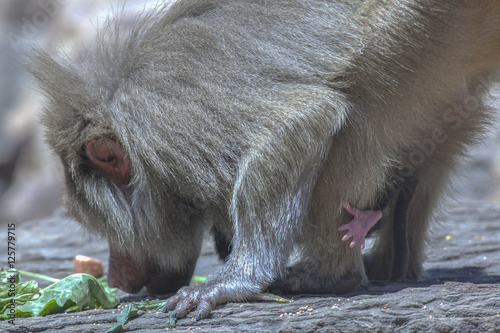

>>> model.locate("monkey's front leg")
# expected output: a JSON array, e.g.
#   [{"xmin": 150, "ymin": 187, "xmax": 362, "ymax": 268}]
[
  {"xmin": 165, "ymin": 97, "xmax": 345, "ymax": 319},
  {"xmin": 164, "ymin": 259, "xmax": 268, "ymax": 320},
  {"xmin": 164, "ymin": 217, "xmax": 292, "ymax": 320},
  {"xmin": 165, "ymin": 153, "xmax": 308, "ymax": 319},
  {"xmin": 338, "ymin": 202, "xmax": 382, "ymax": 250},
  {"xmin": 164, "ymin": 131, "xmax": 334, "ymax": 319}
]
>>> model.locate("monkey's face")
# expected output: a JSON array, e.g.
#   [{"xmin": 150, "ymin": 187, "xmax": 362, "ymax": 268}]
[
  {"xmin": 106, "ymin": 241, "xmax": 201, "ymax": 295},
  {"xmin": 59, "ymin": 136, "xmax": 204, "ymax": 294}
]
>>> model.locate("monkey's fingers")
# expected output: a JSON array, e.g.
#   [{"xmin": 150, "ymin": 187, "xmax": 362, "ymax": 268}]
[
  {"xmin": 195, "ymin": 299, "xmax": 214, "ymax": 321},
  {"xmin": 164, "ymin": 293, "xmax": 182, "ymax": 312},
  {"xmin": 339, "ymin": 211, "xmax": 378, "ymax": 250},
  {"xmin": 350, "ymin": 235, "xmax": 366, "ymax": 250},
  {"xmin": 340, "ymin": 204, "xmax": 382, "ymax": 246},
  {"xmin": 338, "ymin": 223, "xmax": 351, "ymax": 231},
  {"xmin": 164, "ymin": 286, "xmax": 198, "ymax": 317},
  {"xmin": 164, "ymin": 285, "xmax": 218, "ymax": 320},
  {"xmin": 339, "ymin": 229, "xmax": 365, "ymax": 249},
  {"xmin": 342, "ymin": 202, "xmax": 360, "ymax": 215}
]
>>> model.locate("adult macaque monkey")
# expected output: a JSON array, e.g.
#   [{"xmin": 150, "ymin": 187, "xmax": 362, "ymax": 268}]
[{"xmin": 29, "ymin": 0, "xmax": 500, "ymax": 320}]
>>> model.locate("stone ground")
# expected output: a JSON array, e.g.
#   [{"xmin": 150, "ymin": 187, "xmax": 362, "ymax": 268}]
[
  {"xmin": 1, "ymin": 90, "xmax": 500, "ymax": 332},
  {"xmin": 1, "ymin": 201, "xmax": 500, "ymax": 333}
]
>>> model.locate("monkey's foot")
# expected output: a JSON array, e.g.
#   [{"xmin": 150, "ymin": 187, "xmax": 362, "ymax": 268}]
[
  {"xmin": 269, "ymin": 265, "xmax": 365, "ymax": 295},
  {"xmin": 165, "ymin": 285, "xmax": 212, "ymax": 320},
  {"xmin": 339, "ymin": 202, "xmax": 382, "ymax": 250},
  {"xmin": 164, "ymin": 276, "xmax": 262, "ymax": 320}
]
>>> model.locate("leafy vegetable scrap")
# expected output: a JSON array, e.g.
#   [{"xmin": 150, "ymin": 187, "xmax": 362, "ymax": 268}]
[
  {"xmin": 0, "ymin": 268, "xmax": 119, "ymax": 320},
  {"xmin": 106, "ymin": 300, "xmax": 177, "ymax": 332}
]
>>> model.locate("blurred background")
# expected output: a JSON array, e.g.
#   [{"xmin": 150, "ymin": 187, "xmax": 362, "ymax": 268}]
[{"xmin": 0, "ymin": 0, "xmax": 499, "ymax": 225}]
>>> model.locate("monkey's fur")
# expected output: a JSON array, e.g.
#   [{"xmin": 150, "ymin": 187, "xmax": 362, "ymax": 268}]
[{"xmin": 30, "ymin": 0, "xmax": 500, "ymax": 319}]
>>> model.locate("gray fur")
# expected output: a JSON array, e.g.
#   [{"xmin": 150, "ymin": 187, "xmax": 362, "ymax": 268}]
[{"xmin": 29, "ymin": 0, "xmax": 500, "ymax": 320}]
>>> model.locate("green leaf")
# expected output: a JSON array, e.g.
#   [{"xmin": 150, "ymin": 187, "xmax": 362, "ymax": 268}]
[
  {"xmin": 253, "ymin": 292, "xmax": 290, "ymax": 303},
  {"xmin": 97, "ymin": 276, "xmax": 119, "ymax": 294},
  {"xmin": 105, "ymin": 303, "xmax": 137, "ymax": 333},
  {"xmin": 1, "ymin": 269, "xmax": 41, "ymax": 320},
  {"xmin": 191, "ymin": 276, "xmax": 208, "ymax": 284},
  {"xmin": 106, "ymin": 300, "xmax": 177, "ymax": 331},
  {"xmin": 132, "ymin": 299, "xmax": 166, "ymax": 311},
  {"xmin": 168, "ymin": 311, "xmax": 177, "ymax": 328},
  {"xmin": 18, "ymin": 270, "xmax": 60, "ymax": 284},
  {"xmin": 1, "ymin": 270, "xmax": 119, "ymax": 320},
  {"xmin": 2, "ymin": 268, "xmax": 204, "ymax": 329}
]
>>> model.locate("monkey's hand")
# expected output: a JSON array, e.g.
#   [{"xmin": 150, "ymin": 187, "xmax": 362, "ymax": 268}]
[
  {"xmin": 164, "ymin": 269, "xmax": 263, "ymax": 320},
  {"xmin": 338, "ymin": 202, "xmax": 382, "ymax": 250}
]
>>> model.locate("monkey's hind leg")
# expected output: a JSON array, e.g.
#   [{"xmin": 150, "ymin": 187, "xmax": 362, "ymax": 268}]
[
  {"xmin": 269, "ymin": 139, "xmax": 382, "ymax": 295},
  {"xmin": 270, "ymin": 206, "xmax": 368, "ymax": 295}
]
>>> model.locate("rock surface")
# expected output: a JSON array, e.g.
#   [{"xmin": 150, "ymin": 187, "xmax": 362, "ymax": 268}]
[{"xmin": 1, "ymin": 201, "xmax": 499, "ymax": 332}]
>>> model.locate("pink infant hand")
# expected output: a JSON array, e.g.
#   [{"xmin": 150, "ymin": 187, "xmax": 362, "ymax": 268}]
[{"xmin": 338, "ymin": 202, "xmax": 382, "ymax": 250}]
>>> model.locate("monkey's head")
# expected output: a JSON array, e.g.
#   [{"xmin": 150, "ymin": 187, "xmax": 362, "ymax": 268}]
[{"xmin": 29, "ymin": 48, "xmax": 205, "ymax": 295}]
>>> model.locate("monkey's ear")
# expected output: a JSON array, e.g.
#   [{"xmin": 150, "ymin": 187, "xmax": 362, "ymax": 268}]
[{"xmin": 86, "ymin": 138, "xmax": 131, "ymax": 187}]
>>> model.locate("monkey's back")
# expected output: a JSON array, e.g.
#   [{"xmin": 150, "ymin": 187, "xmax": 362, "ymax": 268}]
[{"xmin": 74, "ymin": 0, "xmax": 362, "ymax": 195}]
